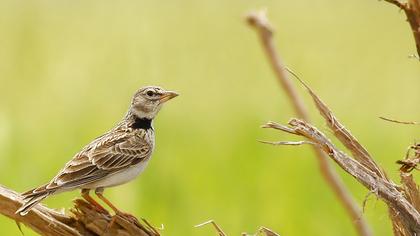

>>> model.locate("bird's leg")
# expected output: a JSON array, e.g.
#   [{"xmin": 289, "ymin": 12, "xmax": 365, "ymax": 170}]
[
  {"xmin": 94, "ymin": 187, "xmax": 121, "ymax": 213},
  {"xmin": 81, "ymin": 189, "xmax": 109, "ymax": 214},
  {"xmin": 95, "ymin": 188, "xmax": 140, "ymax": 225}
]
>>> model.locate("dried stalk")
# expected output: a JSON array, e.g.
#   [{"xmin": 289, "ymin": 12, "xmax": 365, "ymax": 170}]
[
  {"xmin": 0, "ymin": 185, "xmax": 159, "ymax": 236},
  {"xmin": 195, "ymin": 220, "xmax": 280, "ymax": 236},
  {"xmin": 292, "ymin": 74, "xmax": 386, "ymax": 179},
  {"xmin": 390, "ymin": 143, "xmax": 420, "ymax": 235},
  {"xmin": 263, "ymin": 119, "xmax": 420, "ymax": 234},
  {"xmin": 397, "ymin": 144, "xmax": 420, "ymax": 172},
  {"xmin": 380, "ymin": 117, "xmax": 419, "ymax": 125},
  {"xmin": 261, "ymin": 80, "xmax": 420, "ymax": 234},
  {"xmin": 195, "ymin": 220, "xmax": 227, "ymax": 236},
  {"xmin": 384, "ymin": 0, "xmax": 420, "ymax": 57},
  {"xmin": 245, "ymin": 9, "xmax": 372, "ymax": 236},
  {"xmin": 394, "ymin": 145, "xmax": 419, "ymax": 235},
  {"xmin": 242, "ymin": 227, "xmax": 280, "ymax": 236}
]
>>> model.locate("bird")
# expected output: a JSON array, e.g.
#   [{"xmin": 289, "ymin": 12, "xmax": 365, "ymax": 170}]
[{"xmin": 16, "ymin": 85, "xmax": 178, "ymax": 216}]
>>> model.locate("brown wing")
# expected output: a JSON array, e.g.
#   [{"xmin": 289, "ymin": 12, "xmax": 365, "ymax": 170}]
[{"xmin": 30, "ymin": 130, "xmax": 151, "ymax": 193}]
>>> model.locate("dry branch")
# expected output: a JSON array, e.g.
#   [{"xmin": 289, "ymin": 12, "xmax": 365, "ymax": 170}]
[
  {"xmin": 263, "ymin": 119, "xmax": 420, "ymax": 234},
  {"xmin": 246, "ymin": 9, "xmax": 372, "ymax": 236},
  {"xmin": 261, "ymin": 79, "xmax": 420, "ymax": 234},
  {"xmin": 292, "ymin": 75, "xmax": 386, "ymax": 179},
  {"xmin": 384, "ymin": 0, "xmax": 420, "ymax": 57},
  {"xmin": 0, "ymin": 185, "xmax": 159, "ymax": 236}
]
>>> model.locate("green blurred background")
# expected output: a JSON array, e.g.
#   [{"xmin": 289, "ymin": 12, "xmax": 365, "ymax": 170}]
[{"xmin": 0, "ymin": 0, "xmax": 419, "ymax": 235}]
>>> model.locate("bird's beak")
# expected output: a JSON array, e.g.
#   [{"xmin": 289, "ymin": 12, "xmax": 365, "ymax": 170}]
[{"xmin": 159, "ymin": 91, "xmax": 179, "ymax": 103}]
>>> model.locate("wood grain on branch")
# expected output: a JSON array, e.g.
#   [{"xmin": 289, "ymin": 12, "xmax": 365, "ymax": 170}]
[
  {"xmin": 0, "ymin": 185, "xmax": 159, "ymax": 236},
  {"xmin": 245, "ymin": 9, "xmax": 372, "ymax": 236}
]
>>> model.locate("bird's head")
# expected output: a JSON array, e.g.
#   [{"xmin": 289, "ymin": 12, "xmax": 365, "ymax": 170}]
[{"xmin": 130, "ymin": 86, "xmax": 178, "ymax": 119}]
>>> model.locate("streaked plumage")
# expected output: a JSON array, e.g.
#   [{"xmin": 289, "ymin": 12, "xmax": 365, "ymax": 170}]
[{"xmin": 16, "ymin": 86, "xmax": 178, "ymax": 216}]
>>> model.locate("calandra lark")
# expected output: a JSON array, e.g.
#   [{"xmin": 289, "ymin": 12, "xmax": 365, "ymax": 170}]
[{"xmin": 16, "ymin": 86, "xmax": 178, "ymax": 216}]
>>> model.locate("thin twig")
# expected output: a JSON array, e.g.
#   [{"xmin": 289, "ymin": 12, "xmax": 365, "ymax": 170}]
[
  {"xmin": 384, "ymin": 0, "xmax": 407, "ymax": 9},
  {"xmin": 246, "ymin": 10, "xmax": 307, "ymax": 119},
  {"xmin": 380, "ymin": 116, "xmax": 419, "ymax": 125},
  {"xmin": 195, "ymin": 220, "xmax": 227, "ymax": 236},
  {"xmin": 258, "ymin": 227, "xmax": 281, "ymax": 236},
  {"xmin": 383, "ymin": 0, "xmax": 420, "ymax": 57},
  {"xmin": 259, "ymin": 140, "xmax": 316, "ymax": 146},
  {"xmin": 242, "ymin": 226, "xmax": 281, "ymax": 236},
  {"xmin": 246, "ymin": 9, "xmax": 372, "ymax": 236}
]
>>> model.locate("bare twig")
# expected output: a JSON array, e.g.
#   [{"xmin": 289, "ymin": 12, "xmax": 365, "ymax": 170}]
[
  {"xmin": 245, "ymin": 9, "xmax": 307, "ymax": 119},
  {"xmin": 0, "ymin": 185, "xmax": 159, "ymax": 236},
  {"xmin": 246, "ymin": 9, "xmax": 372, "ymax": 236},
  {"xmin": 262, "ymin": 75, "xmax": 420, "ymax": 235},
  {"xmin": 380, "ymin": 117, "xmax": 419, "ymax": 125},
  {"xmin": 258, "ymin": 140, "xmax": 316, "ymax": 146},
  {"xmin": 264, "ymin": 119, "xmax": 420, "ymax": 234},
  {"xmin": 383, "ymin": 0, "xmax": 420, "ymax": 57},
  {"xmin": 242, "ymin": 226, "xmax": 281, "ymax": 236},
  {"xmin": 195, "ymin": 220, "xmax": 227, "ymax": 236},
  {"xmin": 257, "ymin": 227, "xmax": 280, "ymax": 236},
  {"xmin": 384, "ymin": 0, "xmax": 408, "ymax": 9},
  {"xmin": 195, "ymin": 220, "xmax": 281, "ymax": 236}
]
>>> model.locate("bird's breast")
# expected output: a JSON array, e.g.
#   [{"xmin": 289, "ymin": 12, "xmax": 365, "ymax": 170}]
[{"xmin": 83, "ymin": 160, "xmax": 150, "ymax": 189}]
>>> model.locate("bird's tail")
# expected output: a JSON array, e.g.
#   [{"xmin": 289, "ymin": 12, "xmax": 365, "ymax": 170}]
[{"xmin": 16, "ymin": 185, "xmax": 54, "ymax": 216}]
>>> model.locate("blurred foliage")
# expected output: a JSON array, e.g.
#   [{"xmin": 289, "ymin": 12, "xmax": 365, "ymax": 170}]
[{"xmin": 0, "ymin": 0, "xmax": 419, "ymax": 235}]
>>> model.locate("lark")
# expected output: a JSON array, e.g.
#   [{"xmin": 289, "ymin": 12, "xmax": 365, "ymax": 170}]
[{"xmin": 16, "ymin": 86, "xmax": 178, "ymax": 216}]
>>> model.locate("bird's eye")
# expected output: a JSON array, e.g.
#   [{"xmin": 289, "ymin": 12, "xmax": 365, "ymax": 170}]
[{"xmin": 146, "ymin": 91, "xmax": 154, "ymax": 97}]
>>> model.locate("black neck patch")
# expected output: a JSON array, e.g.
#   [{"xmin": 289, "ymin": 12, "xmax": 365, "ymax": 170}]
[{"xmin": 131, "ymin": 117, "xmax": 153, "ymax": 130}]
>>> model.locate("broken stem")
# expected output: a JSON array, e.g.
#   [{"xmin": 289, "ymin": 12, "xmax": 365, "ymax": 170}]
[{"xmin": 246, "ymin": 9, "xmax": 372, "ymax": 236}]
